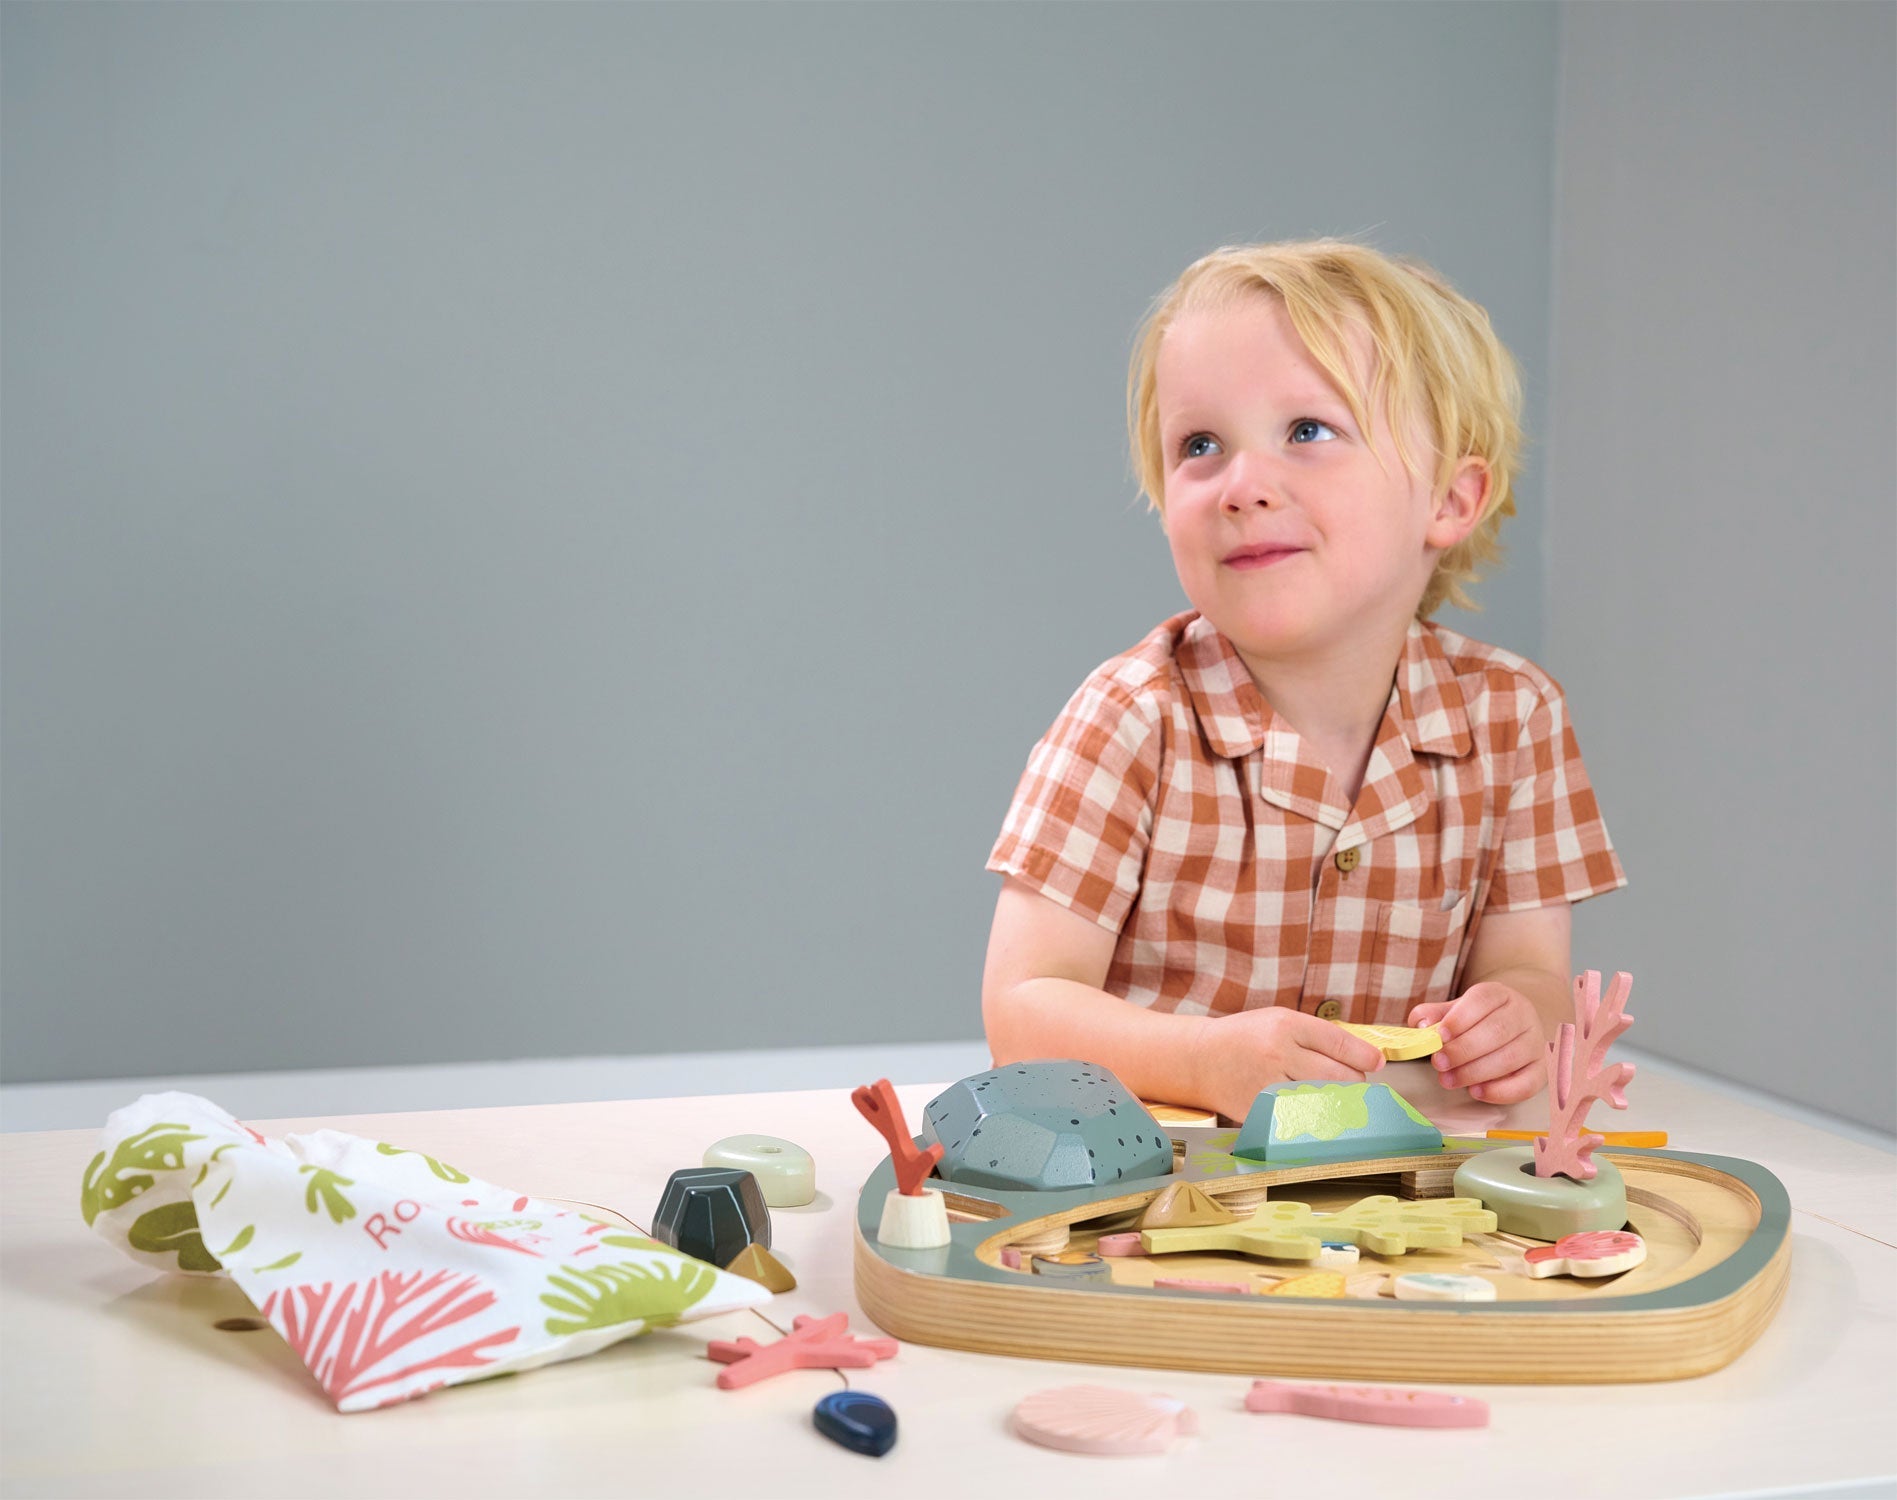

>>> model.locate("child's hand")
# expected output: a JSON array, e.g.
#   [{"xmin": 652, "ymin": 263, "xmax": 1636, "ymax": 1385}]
[
  {"xmin": 1192, "ymin": 1008, "xmax": 1385, "ymax": 1124},
  {"xmin": 1409, "ymin": 983, "xmax": 1545, "ymax": 1104}
]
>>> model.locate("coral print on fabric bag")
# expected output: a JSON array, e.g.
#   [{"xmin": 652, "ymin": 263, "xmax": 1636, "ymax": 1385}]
[{"xmin": 83, "ymin": 1093, "xmax": 772, "ymax": 1412}]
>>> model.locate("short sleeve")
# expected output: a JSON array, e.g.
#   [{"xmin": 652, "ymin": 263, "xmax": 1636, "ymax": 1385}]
[
  {"xmin": 986, "ymin": 673, "xmax": 1161, "ymax": 932},
  {"xmin": 1487, "ymin": 679, "xmax": 1628, "ymax": 911}
]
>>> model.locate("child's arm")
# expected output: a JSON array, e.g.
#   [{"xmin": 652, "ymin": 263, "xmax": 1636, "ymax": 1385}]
[
  {"xmin": 1407, "ymin": 903, "xmax": 1573, "ymax": 1104},
  {"xmin": 984, "ymin": 878, "xmax": 1384, "ymax": 1123}
]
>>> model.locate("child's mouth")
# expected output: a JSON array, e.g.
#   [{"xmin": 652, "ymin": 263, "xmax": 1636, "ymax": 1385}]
[{"xmin": 1223, "ymin": 546, "xmax": 1304, "ymax": 571}]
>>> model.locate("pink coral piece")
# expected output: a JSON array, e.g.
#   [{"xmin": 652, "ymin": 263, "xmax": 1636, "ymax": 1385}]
[
  {"xmin": 1095, "ymin": 1233, "xmax": 1145, "ymax": 1257},
  {"xmin": 705, "ymin": 1311, "xmax": 897, "ymax": 1390},
  {"xmin": 1534, "ymin": 970, "xmax": 1636, "ymax": 1181}
]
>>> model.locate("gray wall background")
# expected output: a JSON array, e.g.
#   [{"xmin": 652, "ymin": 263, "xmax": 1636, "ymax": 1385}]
[
  {"xmin": 1548, "ymin": 2, "xmax": 1895, "ymax": 1133},
  {"xmin": 3, "ymin": 4, "xmax": 1888, "ymax": 1130}
]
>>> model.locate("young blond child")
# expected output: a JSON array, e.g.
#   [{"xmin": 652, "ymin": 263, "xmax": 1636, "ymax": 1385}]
[{"xmin": 983, "ymin": 240, "xmax": 1625, "ymax": 1125}]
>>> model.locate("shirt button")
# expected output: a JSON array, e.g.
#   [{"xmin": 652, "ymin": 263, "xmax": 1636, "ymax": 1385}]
[
  {"xmin": 1334, "ymin": 847, "xmax": 1361, "ymax": 873},
  {"xmin": 1315, "ymin": 999, "xmax": 1344, "ymax": 1021}
]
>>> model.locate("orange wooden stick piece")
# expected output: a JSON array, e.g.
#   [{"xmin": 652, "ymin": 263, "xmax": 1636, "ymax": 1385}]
[
  {"xmin": 1486, "ymin": 1129, "xmax": 1667, "ymax": 1147},
  {"xmin": 850, "ymin": 1077, "xmax": 944, "ymax": 1196}
]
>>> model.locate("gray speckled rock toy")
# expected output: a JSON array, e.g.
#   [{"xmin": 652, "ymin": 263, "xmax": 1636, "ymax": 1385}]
[{"xmin": 920, "ymin": 1061, "xmax": 1174, "ymax": 1192}]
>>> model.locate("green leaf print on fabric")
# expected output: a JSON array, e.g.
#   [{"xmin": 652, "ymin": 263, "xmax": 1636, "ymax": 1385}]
[
  {"xmin": 128, "ymin": 1200, "xmax": 219, "ymax": 1272},
  {"xmin": 217, "ymin": 1225, "xmax": 256, "ymax": 1258},
  {"xmin": 298, "ymin": 1166, "xmax": 357, "ymax": 1224},
  {"xmin": 540, "ymin": 1258, "xmax": 716, "ymax": 1335},
  {"xmin": 256, "ymin": 1251, "xmax": 303, "ymax": 1272},
  {"xmin": 599, "ymin": 1232, "xmax": 666, "ymax": 1252},
  {"xmin": 374, "ymin": 1142, "xmax": 471, "ymax": 1184},
  {"xmin": 80, "ymin": 1124, "xmax": 205, "ymax": 1226}
]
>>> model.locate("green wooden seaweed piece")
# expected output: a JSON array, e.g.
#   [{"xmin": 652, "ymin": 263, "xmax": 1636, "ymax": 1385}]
[{"xmin": 1143, "ymin": 1194, "xmax": 1496, "ymax": 1260}]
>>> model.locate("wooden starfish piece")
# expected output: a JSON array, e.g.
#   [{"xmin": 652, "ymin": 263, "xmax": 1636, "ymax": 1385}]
[
  {"xmin": 1141, "ymin": 1195, "xmax": 1496, "ymax": 1260},
  {"xmin": 705, "ymin": 1312, "xmax": 899, "ymax": 1390}
]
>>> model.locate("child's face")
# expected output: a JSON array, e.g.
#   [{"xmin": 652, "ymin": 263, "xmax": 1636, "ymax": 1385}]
[{"xmin": 1155, "ymin": 293, "xmax": 1461, "ymax": 669}]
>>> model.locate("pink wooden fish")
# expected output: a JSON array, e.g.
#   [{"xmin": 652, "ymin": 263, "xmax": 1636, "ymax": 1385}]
[
  {"xmin": 1245, "ymin": 1379, "xmax": 1489, "ymax": 1428},
  {"xmin": 1524, "ymin": 1229, "xmax": 1646, "ymax": 1278}
]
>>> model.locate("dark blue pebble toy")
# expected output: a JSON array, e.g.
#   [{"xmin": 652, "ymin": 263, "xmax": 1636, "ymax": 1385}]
[{"xmin": 813, "ymin": 1390, "xmax": 897, "ymax": 1456}]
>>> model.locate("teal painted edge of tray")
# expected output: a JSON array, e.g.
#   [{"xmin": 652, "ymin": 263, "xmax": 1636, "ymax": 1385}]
[{"xmin": 856, "ymin": 1135, "xmax": 1790, "ymax": 1316}]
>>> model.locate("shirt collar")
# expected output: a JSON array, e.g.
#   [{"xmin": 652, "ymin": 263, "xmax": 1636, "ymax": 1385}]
[
  {"xmin": 1393, "ymin": 618, "xmax": 1474, "ymax": 757},
  {"xmin": 1178, "ymin": 614, "xmax": 1473, "ymax": 761}
]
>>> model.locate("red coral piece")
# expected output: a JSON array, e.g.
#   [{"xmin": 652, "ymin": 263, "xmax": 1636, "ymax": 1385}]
[
  {"xmin": 262, "ymin": 1270, "xmax": 518, "ymax": 1409},
  {"xmin": 706, "ymin": 1312, "xmax": 899, "ymax": 1389},
  {"xmin": 1534, "ymin": 970, "xmax": 1636, "ymax": 1181},
  {"xmin": 851, "ymin": 1078, "xmax": 943, "ymax": 1196}
]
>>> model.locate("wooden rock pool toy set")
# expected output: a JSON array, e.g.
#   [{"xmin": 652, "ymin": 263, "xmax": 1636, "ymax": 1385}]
[{"xmin": 852, "ymin": 971, "xmax": 1792, "ymax": 1384}]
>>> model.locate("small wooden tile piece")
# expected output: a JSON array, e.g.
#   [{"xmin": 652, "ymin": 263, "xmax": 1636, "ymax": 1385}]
[
  {"xmin": 1393, "ymin": 1273, "xmax": 1498, "ymax": 1302},
  {"xmin": 1031, "ymin": 1252, "xmax": 1112, "ymax": 1284},
  {"xmin": 1013, "ymin": 1386, "xmax": 1198, "ymax": 1454},
  {"xmin": 1334, "ymin": 1021, "xmax": 1445, "ymax": 1061},
  {"xmin": 1264, "ymin": 1271, "xmax": 1347, "ymax": 1298},
  {"xmin": 1137, "ymin": 1181, "xmax": 1240, "ymax": 1230},
  {"xmin": 1142, "ymin": 1100, "xmax": 1221, "ymax": 1128},
  {"xmin": 1246, "ymin": 1379, "xmax": 1489, "ymax": 1428}
]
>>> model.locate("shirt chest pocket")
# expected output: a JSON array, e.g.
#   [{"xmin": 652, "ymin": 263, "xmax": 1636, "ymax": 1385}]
[{"xmin": 1366, "ymin": 893, "xmax": 1474, "ymax": 1024}]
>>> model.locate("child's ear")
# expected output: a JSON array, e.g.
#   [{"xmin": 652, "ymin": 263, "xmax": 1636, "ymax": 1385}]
[{"xmin": 1425, "ymin": 458, "xmax": 1491, "ymax": 551}]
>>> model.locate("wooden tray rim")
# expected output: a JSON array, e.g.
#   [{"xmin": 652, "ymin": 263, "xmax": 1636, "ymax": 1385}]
[{"xmin": 854, "ymin": 1139, "xmax": 1790, "ymax": 1317}]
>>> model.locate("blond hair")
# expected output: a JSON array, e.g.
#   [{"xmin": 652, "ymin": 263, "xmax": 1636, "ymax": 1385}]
[{"xmin": 1127, "ymin": 239, "xmax": 1522, "ymax": 618}]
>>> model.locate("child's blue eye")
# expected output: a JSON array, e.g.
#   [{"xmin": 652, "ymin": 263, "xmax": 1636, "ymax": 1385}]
[
  {"xmin": 1181, "ymin": 433, "xmax": 1222, "ymax": 460},
  {"xmin": 1290, "ymin": 419, "xmax": 1338, "ymax": 444}
]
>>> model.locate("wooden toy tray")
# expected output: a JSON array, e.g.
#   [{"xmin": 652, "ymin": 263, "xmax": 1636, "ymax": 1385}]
[{"xmin": 853, "ymin": 1130, "xmax": 1790, "ymax": 1384}]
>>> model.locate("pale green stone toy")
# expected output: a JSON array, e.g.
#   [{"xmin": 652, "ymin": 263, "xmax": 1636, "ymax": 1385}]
[
  {"xmin": 702, "ymin": 1134, "xmax": 816, "ymax": 1208},
  {"xmin": 1453, "ymin": 1145, "xmax": 1629, "ymax": 1239}
]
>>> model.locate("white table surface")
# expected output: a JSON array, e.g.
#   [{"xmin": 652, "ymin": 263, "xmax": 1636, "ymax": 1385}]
[{"xmin": 3, "ymin": 1064, "xmax": 1894, "ymax": 1499}]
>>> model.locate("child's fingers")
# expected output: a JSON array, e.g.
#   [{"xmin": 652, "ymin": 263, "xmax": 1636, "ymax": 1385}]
[
  {"xmin": 1468, "ymin": 1062, "xmax": 1545, "ymax": 1105},
  {"xmin": 1287, "ymin": 1048, "xmax": 1372, "ymax": 1085},
  {"xmin": 1407, "ymin": 1001, "xmax": 1453, "ymax": 1029},
  {"xmin": 1300, "ymin": 1019, "xmax": 1385, "ymax": 1075},
  {"xmin": 1440, "ymin": 1037, "xmax": 1540, "ymax": 1091},
  {"xmin": 1436, "ymin": 1009, "xmax": 1526, "ymax": 1073},
  {"xmin": 1431, "ymin": 984, "xmax": 1511, "ymax": 1041}
]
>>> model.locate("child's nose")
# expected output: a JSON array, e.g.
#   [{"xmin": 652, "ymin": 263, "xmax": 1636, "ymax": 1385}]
[{"xmin": 1219, "ymin": 451, "xmax": 1283, "ymax": 511}]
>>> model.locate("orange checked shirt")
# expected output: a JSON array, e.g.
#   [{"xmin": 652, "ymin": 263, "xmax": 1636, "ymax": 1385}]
[{"xmin": 988, "ymin": 612, "xmax": 1626, "ymax": 1025}]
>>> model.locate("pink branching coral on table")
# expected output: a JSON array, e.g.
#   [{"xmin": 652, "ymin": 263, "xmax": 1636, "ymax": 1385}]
[{"xmin": 1534, "ymin": 970, "xmax": 1636, "ymax": 1181}]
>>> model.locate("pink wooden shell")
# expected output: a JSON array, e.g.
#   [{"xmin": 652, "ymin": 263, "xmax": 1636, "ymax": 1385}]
[{"xmin": 1012, "ymin": 1385, "xmax": 1199, "ymax": 1454}]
